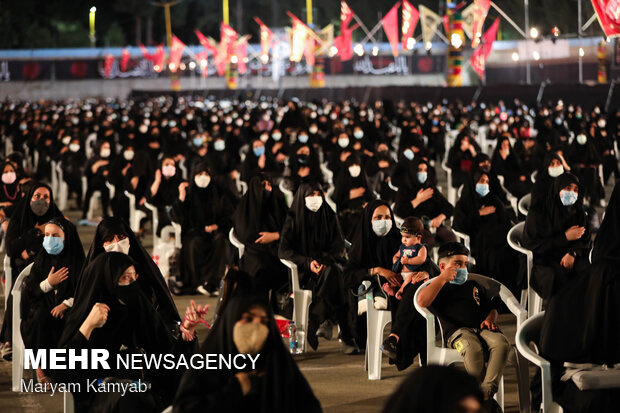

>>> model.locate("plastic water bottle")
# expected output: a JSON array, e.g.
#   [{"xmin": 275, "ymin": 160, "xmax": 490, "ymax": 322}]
[{"xmin": 288, "ymin": 321, "xmax": 300, "ymax": 354}]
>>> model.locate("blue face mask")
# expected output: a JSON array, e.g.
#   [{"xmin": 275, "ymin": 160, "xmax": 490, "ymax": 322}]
[
  {"xmin": 417, "ymin": 172, "xmax": 428, "ymax": 183},
  {"xmin": 475, "ymin": 183, "xmax": 490, "ymax": 197},
  {"xmin": 560, "ymin": 190, "xmax": 578, "ymax": 206},
  {"xmin": 192, "ymin": 137, "xmax": 203, "ymax": 147},
  {"xmin": 253, "ymin": 146, "xmax": 265, "ymax": 157},
  {"xmin": 403, "ymin": 149, "xmax": 414, "ymax": 161},
  {"xmin": 450, "ymin": 268, "xmax": 468, "ymax": 285},
  {"xmin": 43, "ymin": 236, "xmax": 64, "ymax": 255}
]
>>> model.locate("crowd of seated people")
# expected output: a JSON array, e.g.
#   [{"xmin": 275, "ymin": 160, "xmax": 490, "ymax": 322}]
[{"xmin": 0, "ymin": 96, "xmax": 618, "ymax": 412}]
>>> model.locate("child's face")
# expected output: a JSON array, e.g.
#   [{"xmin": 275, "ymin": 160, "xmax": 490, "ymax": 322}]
[{"xmin": 401, "ymin": 233, "xmax": 421, "ymax": 247}]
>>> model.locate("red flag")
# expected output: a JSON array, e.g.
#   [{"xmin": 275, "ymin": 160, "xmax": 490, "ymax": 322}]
[
  {"xmin": 139, "ymin": 44, "xmax": 165, "ymax": 72},
  {"xmin": 216, "ymin": 23, "xmax": 238, "ymax": 76},
  {"xmin": 470, "ymin": 18, "xmax": 499, "ymax": 79},
  {"xmin": 288, "ymin": 12, "xmax": 312, "ymax": 62},
  {"xmin": 592, "ymin": 0, "xmax": 620, "ymax": 38},
  {"xmin": 195, "ymin": 29, "xmax": 218, "ymax": 54},
  {"xmin": 471, "ymin": 0, "xmax": 491, "ymax": 48},
  {"xmin": 382, "ymin": 2, "xmax": 401, "ymax": 58},
  {"xmin": 153, "ymin": 45, "xmax": 165, "ymax": 72},
  {"xmin": 169, "ymin": 35, "xmax": 186, "ymax": 72},
  {"xmin": 220, "ymin": 23, "xmax": 238, "ymax": 58},
  {"xmin": 254, "ymin": 17, "xmax": 274, "ymax": 60},
  {"xmin": 341, "ymin": 1, "xmax": 355, "ymax": 29},
  {"xmin": 335, "ymin": 25, "xmax": 356, "ymax": 61},
  {"xmin": 402, "ymin": 1, "xmax": 419, "ymax": 50},
  {"xmin": 104, "ymin": 53, "xmax": 114, "ymax": 78},
  {"xmin": 120, "ymin": 48, "xmax": 130, "ymax": 72},
  {"xmin": 235, "ymin": 37, "xmax": 249, "ymax": 74},
  {"xmin": 442, "ymin": 14, "xmax": 450, "ymax": 36}
]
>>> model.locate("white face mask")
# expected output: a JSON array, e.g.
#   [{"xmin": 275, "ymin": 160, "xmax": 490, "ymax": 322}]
[
  {"xmin": 62, "ymin": 136, "xmax": 71, "ymax": 145},
  {"xmin": 353, "ymin": 130, "xmax": 364, "ymax": 139},
  {"xmin": 576, "ymin": 134, "xmax": 587, "ymax": 145},
  {"xmin": 69, "ymin": 143, "xmax": 80, "ymax": 153},
  {"xmin": 139, "ymin": 124, "xmax": 148, "ymax": 134},
  {"xmin": 260, "ymin": 134, "xmax": 269, "ymax": 143},
  {"xmin": 194, "ymin": 175, "xmax": 211, "ymax": 188},
  {"xmin": 338, "ymin": 138, "xmax": 349, "ymax": 148},
  {"xmin": 548, "ymin": 165, "xmax": 564, "ymax": 178},
  {"xmin": 309, "ymin": 126, "xmax": 318, "ymax": 134},
  {"xmin": 272, "ymin": 132, "xmax": 282, "ymax": 141},
  {"xmin": 330, "ymin": 113, "xmax": 338, "ymax": 120},
  {"xmin": 304, "ymin": 195, "xmax": 323, "ymax": 212},
  {"xmin": 214, "ymin": 140, "xmax": 226, "ymax": 151},
  {"xmin": 100, "ymin": 148, "xmax": 111, "ymax": 158},
  {"xmin": 348, "ymin": 165, "xmax": 361, "ymax": 178},
  {"xmin": 124, "ymin": 150, "xmax": 135, "ymax": 161},
  {"xmin": 235, "ymin": 118, "xmax": 244, "ymax": 126},
  {"xmin": 104, "ymin": 238, "xmax": 131, "ymax": 255},
  {"xmin": 233, "ymin": 322, "xmax": 269, "ymax": 355},
  {"xmin": 598, "ymin": 119, "xmax": 606, "ymax": 128},
  {"xmin": 371, "ymin": 219, "xmax": 392, "ymax": 237}
]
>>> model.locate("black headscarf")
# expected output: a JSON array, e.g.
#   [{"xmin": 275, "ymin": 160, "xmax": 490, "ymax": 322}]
[
  {"xmin": 383, "ymin": 365, "xmax": 483, "ymax": 413},
  {"xmin": 25, "ymin": 217, "xmax": 85, "ymax": 304},
  {"xmin": 173, "ymin": 161, "xmax": 234, "ymax": 232},
  {"xmin": 0, "ymin": 160, "xmax": 21, "ymax": 204},
  {"xmin": 8, "ymin": 182, "xmax": 62, "ymax": 230},
  {"xmin": 81, "ymin": 216, "xmax": 179, "ymax": 324},
  {"xmin": 331, "ymin": 155, "xmax": 374, "ymax": 209},
  {"xmin": 348, "ymin": 199, "xmax": 400, "ymax": 269},
  {"xmin": 530, "ymin": 152, "xmax": 563, "ymax": 209},
  {"xmin": 286, "ymin": 182, "xmax": 344, "ymax": 264},
  {"xmin": 59, "ymin": 252, "xmax": 176, "ymax": 354},
  {"xmin": 173, "ymin": 295, "xmax": 322, "ymax": 413},
  {"xmin": 233, "ymin": 174, "xmax": 288, "ymax": 246}
]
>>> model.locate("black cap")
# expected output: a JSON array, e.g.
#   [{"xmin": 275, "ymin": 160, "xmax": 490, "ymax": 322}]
[{"xmin": 437, "ymin": 242, "xmax": 470, "ymax": 259}]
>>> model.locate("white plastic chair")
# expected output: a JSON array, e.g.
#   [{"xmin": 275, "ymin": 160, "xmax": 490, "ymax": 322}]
[
  {"xmin": 178, "ymin": 158, "xmax": 188, "ymax": 180},
  {"xmin": 11, "ymin": 262, "xmax": 33, "ymax": 392},
  {"xmin": 3, "ymin": 255, "xmax": 11, "ymax": 307},
  {"xmin": 507, "ymin": 222, "xmax": 542, "ymax": 317},
  {"xmin": 441, "ymin": 158, "xmax": 457, "ymax": 206},
  {"xmin": 84, "ymin": 133, "xmax": 97, "ymax": 160},
  {"xmin": 124, "ymin": 191, "xmax": 147, "ymax": 233},
  {"xmin": 56, "ymin": 162, "xmax": 69, "ymax": 211},
  {"xmin": 50, "ymin": 160, "xmax": 59, "ymax": 196},
  {"xmin": 497, "ymin": 175, "xmax": 519, "ymax": 215},
  {"xmin": 279, "ymin": 259, "xmax": 312, "ymax": 353},
  {"xmin": 518, "ymin": 193, "xmax": 531, "ymax": 217},
  {"xmin": 364, "ymin": 287, "xmax": 391, "ymax": 380},
  {"xmin": 414, "ymin": 273, "xmax": 529, "ymax": 412},
  {"xmin": 81, "ymin": 175, "xmax": 102, "ymax": 220},
  {"xmin": 320, "ymin": 162, "xmax": 334, "ymax": 185},
  {"xmin": 452, "ymin": 229, "xmax": 471, "ymax": 251},
  {"xmin": 515, "ymin": 312, "xmax": 563, "ymax": 413},
  {"xmin": 278, "ymin": 180, "xmax": 294, "ymax": 207},
  {"xmin": 229, "ymin": 228, "xmax": 245, "ymax": 260}
]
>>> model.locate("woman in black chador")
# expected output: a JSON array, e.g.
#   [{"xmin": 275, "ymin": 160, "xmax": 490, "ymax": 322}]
[
  {"xmin": 173, "ymin": 295, "xmax": 322, "ymax": 413},
  {"xmin": 55, "ymin": 252, "xmax": 198, "ymax": 413},
  {"xmin": 233, "ymin": 174, "xmax": 289, "ymax": 302},
  {"xmin": 20, "ymin": 217, "xmax": 84, "ymax": 381},
  {"xmin": 536, "ymin": 183, "xmax": 620, "ymax": 413},
  {"xmin": 331, "ymin": 155, "xmax": 376, "ymax": 240},
  {"xmin": 523, "ymin": 173, "xmax": 591, "ymax": 300},
  {"xmin": 278, "ymin": 183, "xmax": 358, "ymax": 353},
  {"xmin": 170, "ymin": 161, "xmax": 234, "ymax": 294},
  {"xmin": 453, "ymin": 170, "xmax": 521, "ymax": 295},
  {"xmin": 0, "ymin": 183, "xmax": 63, "ymax": 355},
  {"xmin": 347, "ymin": 199, "xmax": 430, "ymax": 370}
]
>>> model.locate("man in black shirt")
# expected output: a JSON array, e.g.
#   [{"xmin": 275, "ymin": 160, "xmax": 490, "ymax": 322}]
[{"xmin": 417, "ymin": 242, "xmax": 511, "ymax": 399}]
